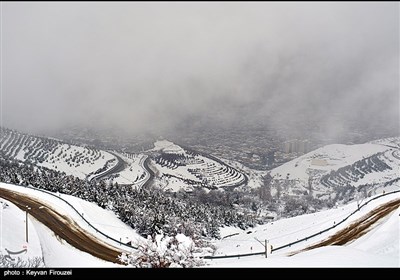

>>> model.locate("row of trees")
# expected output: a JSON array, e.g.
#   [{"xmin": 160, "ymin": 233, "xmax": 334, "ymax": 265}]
[{"xmin": 321, "ymin": 152, "xmax": 392, "ymax": 188}]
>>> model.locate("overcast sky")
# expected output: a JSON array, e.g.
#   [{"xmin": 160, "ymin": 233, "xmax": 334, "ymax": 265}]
[{"xmin": 1, "ymin": 2, "xmax": 398, "ymax": 138}]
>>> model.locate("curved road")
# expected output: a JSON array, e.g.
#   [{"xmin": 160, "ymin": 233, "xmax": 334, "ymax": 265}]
[
  {"xmin": 0, "ymin": 188, "xmax": 127, "ymax": 264},
  {"xmin": 142, "ymin": 156, "xmax": 155, "ymax": 188},
  {"xmin": 90, "ymin": 152, "xmax": 126, "ymax": 182}
]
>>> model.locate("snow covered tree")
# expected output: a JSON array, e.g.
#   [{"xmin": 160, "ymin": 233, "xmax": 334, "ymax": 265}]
[
  {"xmin": 284, "ymin": 197, "xmax": 309, "ymax": 217},
  {"xmin": 119, "ymin": 234, "xmax": 204, "ymax": 268}
]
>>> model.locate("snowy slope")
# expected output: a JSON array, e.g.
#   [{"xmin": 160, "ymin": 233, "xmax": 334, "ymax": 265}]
[
  {"xmin": 0, "ymin": 196, "xmax": 121, "ymax": 267},
  {"xmin": 39, "ymin": 145, "xmax": 116, "ymax": 179},
  {"xmin": 218, "ymin": 157, "xmax": 266, "ymax": 189},
  {"xmin": 30, "ymin": 218, "xmax": 118, "ymax": 267},
  {"xmin": 151, "ymin": 140, "xmax": 186, "ymax": 154},
  {"xmin": 0, "ymin": 128, "xmax": 116, "ymax": 180},
  {"xmin": 150, "ymin": 140, "xmax": 246, "ymax": 191},
  {"xmin": 0, "ymin": 183, "xmax": 143, "ymax": 248},
  {"xmin": 0, "ymin": 198, "xmax": 42, "ymax": 264},
  {"xmin": 209, "ymin": 245, "xmax": 398, "ymax": 267},
  {"xmin": 370, "ymin": 137, "xmax": 400, "ymax": 148},
  {"xmin": 0, "ymin": 182, "xmax": 144, "ymax": 267},
  {"xmin": 270, "ymin": 143, "xmax": 388, "ymax": 182},
  {"xmin": 105, "ymin": 152, "xmax": 148, "ymax": 186},
  {"xmin": 268, "ymin": 138, "xmax": 400, "ymax": 200},
  {"xmin": 208, "ymin": 189, "xmax": 399, "ymax": 267}
]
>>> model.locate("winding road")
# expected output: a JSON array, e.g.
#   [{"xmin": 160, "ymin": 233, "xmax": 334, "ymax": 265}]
[
  {"xmin": 0, "ymin": 188, "xmax": 127, "ymax": 264},
  {"xmin": 141, "ymin": 156, "xmax": 155, "ymax": 188},
  {"xmin": 90, "ymin": 152, "xmax": 154, "ymax": 189},
  {"xmin": 90, "ymin": 152, "xmax": 126, "ymax": 182}
]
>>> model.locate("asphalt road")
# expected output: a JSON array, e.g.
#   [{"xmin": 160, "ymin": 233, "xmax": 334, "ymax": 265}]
[
  {"xmin": 0, "ymin": 188, "xmax": 127, "ymax": 264},
  {"xmin": 141, "ymin": 156, "xmax": 155, "ymax": 188},
  {"xmin": 90, "ymin": 152, "xmax": 127, "ymax": 182}
]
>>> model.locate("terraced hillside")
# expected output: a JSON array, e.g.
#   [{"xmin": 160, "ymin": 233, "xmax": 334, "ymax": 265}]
[
  {"xmin": 150, "ymin": 140, "xmax": 247, "ymax": 191},
  {"xmin": 268, "ymin": 138, "xmax": 400, "ymax": 202},
  {"xmin": 321, "ymin": 151, "xmax": 393, "ymax": 188},
  {"xmin": 0, "ymin": 127, "xmax": 116, "ymax": 179}
]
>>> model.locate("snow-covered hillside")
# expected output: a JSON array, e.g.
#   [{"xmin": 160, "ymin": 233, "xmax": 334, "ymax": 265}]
[
  {"xmin": 150, "ymin": 140, "xmax": 246, "ymax": 192},
  {"xmin": 268, "ymin": 137, "xmax": 400, "ymax": 202},
  {"xmin": 0, "ymin": 128, "xmax": 116, "ymax": 179},
  {"xmin": 0, "ymin": 182, "xmax": 143, "ymax": 267},
  {"xmin": 151, "ymin": 140, "xmax": 186, "ymax": 154},
  {"xmin": 208, "ymin": 188, "xmax": 400, "ymax": 267},
  {"xmin": 370, "ymin": 137, "xmax": 400, "ymax": 148},
  {"xmin": 104, "ymin": 152, "xmax": 148, "ymax": 186},
  {"xmin": 0, "ymin": 197, "xmax": 112, "ymax": 267},
  {"xmin": 271, "ymin": 143, "xmax": 388, "ymax": 182},
  {"xmin": 0, "ymin": 197, "xmax": 42, "ymax": 266}
]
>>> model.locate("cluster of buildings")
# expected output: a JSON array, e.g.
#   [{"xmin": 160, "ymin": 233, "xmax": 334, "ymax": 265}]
[{"xmin": 282, "ymin": 139, "xmax": 310, "ymax": 154}]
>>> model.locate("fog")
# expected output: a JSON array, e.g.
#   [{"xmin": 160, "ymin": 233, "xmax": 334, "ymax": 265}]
[{"xmin": 1, "ymin": 2, "xmax": 399, "ymax": 140}]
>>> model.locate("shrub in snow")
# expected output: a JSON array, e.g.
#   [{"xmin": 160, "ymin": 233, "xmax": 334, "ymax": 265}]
[
  {"xmin": 284, "ymin": 197, "xmax": 309, "ymax": 217},
  {"xmin": 119, "ymin": 234, "xmax": 204, "ymax": 268}
]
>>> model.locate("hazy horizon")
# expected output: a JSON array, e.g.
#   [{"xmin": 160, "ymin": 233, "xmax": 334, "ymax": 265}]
[{"xmin": 1, "ymin": 2, "xmax": 399, "ymax": 140}]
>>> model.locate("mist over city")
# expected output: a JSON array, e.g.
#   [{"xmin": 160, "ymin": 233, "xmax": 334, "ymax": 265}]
[{"xmin": 2, "ymin": 2, "xmax": 398, "ymax": 140}]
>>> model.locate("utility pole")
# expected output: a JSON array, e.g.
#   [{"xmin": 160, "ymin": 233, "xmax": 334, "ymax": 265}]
[
  {"xmin": 26, "ymin": 211, "xmax": 29, "ymax": 243},
  {"xmin": 265, "ymin": 239, "xmax": 267, "ymax": 258},
  {"xmin": 1, "ymin": 202, "xmax": 3, "ymax": 250},
  {"xmin": 26, "ymin": 206, "xmax": 31, "ymax": 243}
]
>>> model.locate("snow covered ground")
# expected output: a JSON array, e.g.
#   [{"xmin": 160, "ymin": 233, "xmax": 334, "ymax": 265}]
[
  {"xmin": 219, "ymin": 157, "xmax": 266, "ymax": 189},
  {"xmin": 351, "ymin": 149, "xmax": 400, "ymax": 188},
  {"xmin": 0, "ymin": 182, "xmax": 143, "ymax": 267},
  {"xmin": 0, "ymin": 197, "xmax": 42, "ymax": 264},
  {"xmin": 268, "ymin": 137, "xmax": 400, "ymax": 199},
  {"xmin": 107, "ymin": 152, "xmax": 148, "ymax": 186},
  {"xmin": 208, "ymin": 189, "xmax": 399, "ymax": 267},
  {"xmin": 370, "ymin": 137, "xmax": 400, "ymax": 148},
  {"xmin": 209, "ymin": 245, "xmax": 398, "ymax": 267},
  {"xmin": 0, "ymin": 129, "xmax": 117, "ymax": 180},
  {"xmin": 30, "ymin": 219, "xmax": 118, "ymax": 267},
  {"xmin": 39, "ymin": 144, "xmax": 116, "ymax": 180},
  {"xmin": 150, "ymin": 140, "xmax": 186, "ymax": 154},
  {"xmin": 150, "ymin": 140, "xmax": 246, "ymax": 191},
  {"xmin": 270, "ymin": 143, "xmax": 388, "ymax": 183}
]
